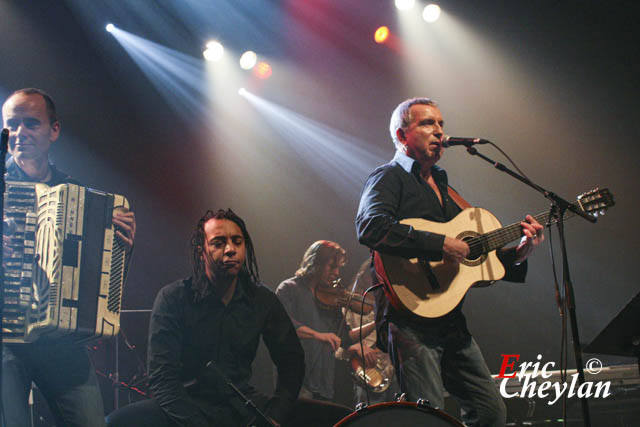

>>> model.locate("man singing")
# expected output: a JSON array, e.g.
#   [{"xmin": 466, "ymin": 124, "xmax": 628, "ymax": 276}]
[{"xmin": 356, "ymin": 97, "xmax": 544, "ymax": 426}]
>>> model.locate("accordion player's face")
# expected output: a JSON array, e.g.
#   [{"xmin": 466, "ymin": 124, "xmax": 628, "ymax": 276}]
[
  {"xmin": 2, "ymin": 92, "xmax": 60, "ymax": 164},
  {"xmin": 202, "ymin": 218, "xmax": 247, "ymax": 280}
]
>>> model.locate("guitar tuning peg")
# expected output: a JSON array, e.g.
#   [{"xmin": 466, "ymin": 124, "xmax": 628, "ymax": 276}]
[
  {"xmin": 599, "ymin": 209, "xmax": 606, "ymax": 216},
  {"xmin": 592, "ymin": 212, "xmax": 599, "ymax": 218}
]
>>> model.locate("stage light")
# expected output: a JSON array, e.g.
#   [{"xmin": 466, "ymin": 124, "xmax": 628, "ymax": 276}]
[
  {"xmin": 238, "ymin": 87, "xmax": 247, "ymax": 96},
  {"xmin": 203, "ymin": 41, "xmax": 224, "ymax": 62},
  {"xmin": 240, "ymin": 92, "xmax": 389, "ymax": 202},
  {"xmin": 374, "ymin": 26, "xmax": 390, "ymax": 44},
  {"xmin": 395, "ymin": 0, "xmax": 415, "ymax": 11},
  {"xmin": 422, "ymin": 4, "xmax": 441, "ymax": 23},
  {"xmin": 239, "ymin": 51, "xmax": 257, "ymax": 70},
  {"xmin": 253, "ymin": 61, "xmax": 272, "ymax": 79},
  {"xmin": 105, "ymin": 23, "xmax": 115, "ymax": 33}
]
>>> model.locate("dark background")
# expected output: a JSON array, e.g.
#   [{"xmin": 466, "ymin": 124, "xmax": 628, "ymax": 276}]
[{"xmin": 1, "ymin": 0, "xmax": 638, "ymax": 421}]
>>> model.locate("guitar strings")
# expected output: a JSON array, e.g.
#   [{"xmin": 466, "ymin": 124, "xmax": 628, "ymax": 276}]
[{"xmin": 464, "ymin": 211, "xmax": 559, "ymax": 255}]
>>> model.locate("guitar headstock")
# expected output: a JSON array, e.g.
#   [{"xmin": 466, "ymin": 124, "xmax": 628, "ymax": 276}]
[{"xmin": 576, "ymin": 188, "xmax": 615, "ymax": 218}]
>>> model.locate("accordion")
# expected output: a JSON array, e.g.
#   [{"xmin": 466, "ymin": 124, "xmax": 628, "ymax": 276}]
[{"xmin": 2, "ymin": 181, "xmax": 129, "ymax": 344}]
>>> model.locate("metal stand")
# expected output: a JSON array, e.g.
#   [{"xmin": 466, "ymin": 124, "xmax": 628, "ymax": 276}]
[
  {"xmin": 1, "ymin": 129, "xmax": 11, "ymax": 427},
  {"xmin": 113, "ymin": 309, "xmax": 152, "ymax": 410},
  {"xmin": 465, "ymin": 145, "xmax": 596, "ymax": 426},
  {"xmin": 205, "ymin": 360, "xmax": 276, "ymax": 427}
]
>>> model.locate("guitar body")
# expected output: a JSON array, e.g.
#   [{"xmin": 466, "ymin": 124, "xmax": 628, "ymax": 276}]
[
  {"xmin": 373, "ymin": 188, "xmax": 614, "ymax": 319},
  {"xmin": 375, "ymin": 208, "xmax": 506, "ymax": 319}
]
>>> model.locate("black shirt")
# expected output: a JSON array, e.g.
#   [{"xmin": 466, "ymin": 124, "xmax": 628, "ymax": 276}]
[
  {"xmin": 356, "ymin": 151, "xmax": 461, "ymax": 261},
  {"xmin": 355, "ymin": 151, "xmax": 527, "ymax": 338},
  {"xmin": 147, "ymin": 274, "xmax": 305, "ymax": 426}
]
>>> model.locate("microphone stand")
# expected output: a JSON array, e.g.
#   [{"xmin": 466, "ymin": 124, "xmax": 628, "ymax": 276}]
[
  {"xmin": 465, "ymin": 145, "xmax": 594, "ymax": 427},
  {"xmin": 205, "ymin": 361, "xmax": 276, "ymax": 427},
  {"xmin": 1, "ymin": 128, "xmax": 10, "ymax": 426}
]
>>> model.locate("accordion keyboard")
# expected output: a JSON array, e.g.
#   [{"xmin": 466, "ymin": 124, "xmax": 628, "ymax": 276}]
[{"xmin": 2, "ymin": 181, "xmax": 129, "ymax": 344}]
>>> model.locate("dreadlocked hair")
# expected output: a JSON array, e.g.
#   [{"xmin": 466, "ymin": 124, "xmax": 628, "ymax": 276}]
[{"xmin": 189, "ymin": 209, "xmax": 260, "ymax": 302}]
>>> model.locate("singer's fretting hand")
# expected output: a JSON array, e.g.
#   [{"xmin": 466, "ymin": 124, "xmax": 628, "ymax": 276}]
[{"xmin": 514, "ymin": 215, "xmax": 544, "ymax": 263}]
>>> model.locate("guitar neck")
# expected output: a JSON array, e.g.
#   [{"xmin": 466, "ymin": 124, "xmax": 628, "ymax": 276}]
[{"xmin": 472, "ymin": 208, "xmax": 578, "ymax": 255}]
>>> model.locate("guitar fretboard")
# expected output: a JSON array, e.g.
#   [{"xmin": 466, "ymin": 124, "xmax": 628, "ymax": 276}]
[{"xmin": 467, "ymin": 208, "xmax": 579, "ymax": 258}]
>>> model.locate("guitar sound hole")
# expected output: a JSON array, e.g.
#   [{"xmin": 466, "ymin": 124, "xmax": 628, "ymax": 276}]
[
  {"xmin": 456, "ymin": 232, "xmax": 485, "ymax": 266},
  {"xmin": 462, "ymin": 236, "xmax": 482, "ymax": 261}
]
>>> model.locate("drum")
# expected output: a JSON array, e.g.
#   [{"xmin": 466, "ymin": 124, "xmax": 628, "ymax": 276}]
[{"xmin": 334, "ymin": 401, "xmax": 464, "ymax": 426}]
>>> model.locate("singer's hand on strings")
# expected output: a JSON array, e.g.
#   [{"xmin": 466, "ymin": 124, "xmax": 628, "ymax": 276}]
[{"xmin": 443, "ymin": 236, "xmax": 469, "ymax": 264}]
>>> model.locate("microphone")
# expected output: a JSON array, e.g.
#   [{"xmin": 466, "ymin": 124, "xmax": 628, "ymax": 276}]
[
  {"xmin": 1, "ymin": 128, "xmax": 9, "ymax": 151},
  {"xmin": 442, "ymin": 135, "xmax": 491, "ymax": 147}
]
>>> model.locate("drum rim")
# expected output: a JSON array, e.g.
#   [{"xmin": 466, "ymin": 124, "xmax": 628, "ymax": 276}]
[{"xmin": 334, "ymin": 401, "xmax": 464, "ymax": 427}]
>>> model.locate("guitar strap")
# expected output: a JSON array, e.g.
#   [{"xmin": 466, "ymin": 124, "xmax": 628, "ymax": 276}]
[{"xmin": 447, "ymin": 186, "xmax": 472, "ymax": 209}]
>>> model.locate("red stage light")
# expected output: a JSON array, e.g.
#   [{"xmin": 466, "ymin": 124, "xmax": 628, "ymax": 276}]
[{"xmin": 254, "ymin": 61, "xmax": 272, "ymax": 79}]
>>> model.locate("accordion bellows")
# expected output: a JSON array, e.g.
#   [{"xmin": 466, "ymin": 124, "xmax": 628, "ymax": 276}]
[{"xmin": 3, "ymin": 182, "xmax": 128, "ymax": 343}]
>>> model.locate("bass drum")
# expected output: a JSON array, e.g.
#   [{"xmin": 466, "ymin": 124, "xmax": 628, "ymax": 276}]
[{"xmin": 334, "ymin": 401, "xmax": 464, "ymax": 427}]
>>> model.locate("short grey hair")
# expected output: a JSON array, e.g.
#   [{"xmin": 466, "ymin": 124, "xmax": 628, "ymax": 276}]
[{"xmin": 389, "ymin": 97, "xmax": 438, "ymax": 150}]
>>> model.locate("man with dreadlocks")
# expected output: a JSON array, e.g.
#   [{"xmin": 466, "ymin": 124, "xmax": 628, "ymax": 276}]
[{"xmin": 106, "ymin": 209, "xmax": 304, "ymax": 427}]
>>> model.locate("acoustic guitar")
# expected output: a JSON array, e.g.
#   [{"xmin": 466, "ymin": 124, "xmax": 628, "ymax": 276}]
[{"xmin": 374, "ymin": 188, "xmax": 615, "ymax": 319}]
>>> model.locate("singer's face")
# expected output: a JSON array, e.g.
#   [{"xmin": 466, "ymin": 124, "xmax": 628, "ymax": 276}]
[
  {"xmin": 2, "ymin": 93, "xmax": 60, "ymax": 164},
  {"xmin": 400, "ymin": 104, "xmax": 444, "ymax": 166},
  {"xmin": 202, "ymin": 218, "xmax": 246, "ymax": 281}
]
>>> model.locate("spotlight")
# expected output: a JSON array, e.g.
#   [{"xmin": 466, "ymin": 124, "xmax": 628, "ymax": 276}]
[
  {"xmin": 239, "ymin": 51, "xmax": 257, "ymax": 70},
  {"xmin": 203, "ymin": 41, "xmax": 224, "ymax": 62},
  {"xmin": 374, "ymin": 26, "xmax": 390, "ymax": 44},
  {"xmin": 394, "ymin": 0, "xmax": 415, "ymax": 11},
  {"xmin": 253, "ymin": 61, "xmax": 272, "ymax": 79},
  {"xmin": 105, "ymin": 23, "xmax": 115, "ymax": 33},
  {"xmin": 422, "ymin": 4, "xmax": 441, "ymax": 23},
  {"xmin": 238, "ymin": 87, "xmax": 247, "ymax": 96}
]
